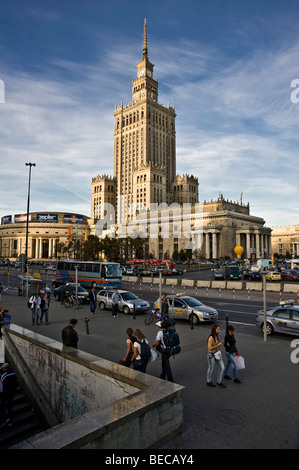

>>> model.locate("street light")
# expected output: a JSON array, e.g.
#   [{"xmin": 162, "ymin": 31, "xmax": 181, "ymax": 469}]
[{"xmin": 25, "ymin": 163, "xmax": 36, "ymax": 268}]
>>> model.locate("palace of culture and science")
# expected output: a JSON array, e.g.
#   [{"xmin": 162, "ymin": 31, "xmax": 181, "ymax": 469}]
[{"xmin": 90, "ymin": 20, "xmax": 272, "ymax": 261}]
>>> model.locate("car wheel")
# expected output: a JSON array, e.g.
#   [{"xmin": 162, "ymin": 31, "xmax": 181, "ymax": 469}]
[
  {"xmin": 99, "ymin": 301, "xmax": 106, "ymax": 310},
  {"xmin": 189, "ymin": 313, "xmax": 200, "ymax": 325},
  {"xmin": 123, "ymin": 306, "xmax": 130, "ymax": 315},
  {"xmin": 262, "ymin": 322, "xmax": 273, "ymax": 336}
]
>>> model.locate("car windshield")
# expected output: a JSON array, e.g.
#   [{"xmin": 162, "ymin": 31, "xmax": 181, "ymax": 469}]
[
  {"xmin": 182, "ymin": 297, "xmax": 204, "ymax": 308},
  {"xmin": 120, "ymin": 292, "xmax": 138, "ymax": 300}
]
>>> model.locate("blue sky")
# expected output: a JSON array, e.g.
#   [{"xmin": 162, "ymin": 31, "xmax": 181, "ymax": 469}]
[{"xmin": 0, "ymin": 0, "xmax": 298, "ymax": 228}]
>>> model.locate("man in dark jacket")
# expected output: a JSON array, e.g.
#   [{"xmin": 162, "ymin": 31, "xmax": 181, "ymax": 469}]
[
  {"xmin": 0, "ymin": 363, "xmax": 18, "ymax": 427},
  {"xmin": 62, "ymin": 319, "xmax": 79, "ymax": 348}
]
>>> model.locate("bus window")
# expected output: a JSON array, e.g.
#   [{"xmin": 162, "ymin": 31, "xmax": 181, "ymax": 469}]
[{"xmin": 92, "ymin": 264, "xmax": 101, "ymax": 273}]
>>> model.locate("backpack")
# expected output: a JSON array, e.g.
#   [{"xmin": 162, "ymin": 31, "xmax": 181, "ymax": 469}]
[
  {"xmin": 163, "ymin": 328, "xmax": 181, "ymax": 356},
  {"xmin": 137, "ymin": 340, "xmax": 152, "ymax": 363}
]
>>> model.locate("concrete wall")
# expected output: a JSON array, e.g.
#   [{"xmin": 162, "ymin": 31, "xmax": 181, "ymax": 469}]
[{"xmin": 4, "ymin": 325, "xmax": 184, "ymax": 449}]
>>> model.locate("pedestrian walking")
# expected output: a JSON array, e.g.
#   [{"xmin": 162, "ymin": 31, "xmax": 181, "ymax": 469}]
[
  {"xmin": 207, "ymin": 324, "xmax": 226, "ymax": 388},
  {"xmin": 62, "ymin": 319, "xmax": 79, "ymax": 348},
  {"xmin": 29, "ymin": 295, "xmax": 37, "ymax": 325},
  {"xmin": 224, "ymin": 325, "xmax": 242, "ymax": 383},
  {"xmin": 112, "ymin": 289, "xmax": 119, "ymax": 317},
  {"xmin": 153, "ymin": 321, "xmax": 174, "ymax": 382},
  {"xmin": 88, "ymin": 287, "xmax": 97, "ymax": 314},
  {"xmin": 131, "ymin": 328, "xmax": 151, "ymax": 373},
  {"xmin": 0, "ymin": 363, "xmax": 18, "ymax": 428},
  {"xmin": 0, "ymin": 282, "xmax": 2, "ymax": 301},
  {"xmin": 40, "ymin": 293, "xmax": 49, "ymax": 324},
  {"xmin": 121, "ymin": 328, "xmax": 136, "ymax": 367}
]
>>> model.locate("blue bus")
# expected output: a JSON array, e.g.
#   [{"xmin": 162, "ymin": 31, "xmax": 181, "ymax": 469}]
[{"xmin": 56, "ymin": 260, "xmax": 122, "ymax": 288}]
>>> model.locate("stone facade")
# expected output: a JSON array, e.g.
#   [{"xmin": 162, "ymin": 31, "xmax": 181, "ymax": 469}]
[{"xmin": 271, "ymin": 225, "xmax": 299, "ymax": 257}]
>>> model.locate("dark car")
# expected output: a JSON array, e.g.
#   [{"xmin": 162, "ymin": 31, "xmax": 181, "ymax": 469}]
[
  {"xmin": 52, "ymin": 277, "xmax": 71, "ymax": 289},
  {"xmin": 281, "ymin": 270, "xmax": 299, "ymax": 282},
  {"xmin": 243, "ymin": 271, "xmax": 262, "ymax": 281},
  {"xmin": 172, "ymin": 268, "xmax": 184, "ymax": 275},
  {"xmin": 54, "ymin": 284, "xmax": 89, "ymax": 303}
]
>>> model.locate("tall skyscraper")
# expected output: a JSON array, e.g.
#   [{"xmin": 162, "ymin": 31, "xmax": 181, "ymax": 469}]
[{"xmin": 91, "ymin": 20, "xmax": 198, "ymax": 243}]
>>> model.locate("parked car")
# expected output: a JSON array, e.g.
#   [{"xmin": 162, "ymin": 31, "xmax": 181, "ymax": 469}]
[
  {"xmin": 154, "ymin": 294, "xmax": 218, "ymax": 325},
  {"xmin": 125, "ymin": 268, "xmax": 134, "ymax": 275},
  {"xmin": 96, "ymin": 289, "xmax": 150, "ymax": 315},
  {"xmin": 54, "ymin": 283, "xmax": 89, "ymax": 302},
  {"xmin": 243, "ymin": 271, "xmax": 262, "ymax": 281},
  {"xmin": 256, "ymin": 300, "xmax": 299, "ymax": 336},
  {"xmin": 266, "ymin": 271, "xmax": 281, "ymax": 282},
  {"xmin": 281, "ymin": 270, "xmax": 299, "ymax": 282}
]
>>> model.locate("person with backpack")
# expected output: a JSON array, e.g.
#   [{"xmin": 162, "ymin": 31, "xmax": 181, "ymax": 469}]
[
  {"xmin": 153, "ymin": 321, "xmax": 175, "ymax": 382},
  {"xmin": 131, "ymin": 328, "xmax": 151, "ymax": 373}
]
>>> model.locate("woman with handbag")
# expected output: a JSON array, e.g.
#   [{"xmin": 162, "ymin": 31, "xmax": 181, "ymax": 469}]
[
  {"xmin": 207, "ymin": 324, "xmax": 226, "ymax": 388},
  {"xmin": 223, "ymin": 325, "xmax": 242, "ymax": 384}
]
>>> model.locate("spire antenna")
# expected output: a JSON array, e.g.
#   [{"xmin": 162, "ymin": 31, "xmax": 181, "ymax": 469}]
[{"xmin": 143, "ymin": 18, "xmax": 148, "ymax": 58}]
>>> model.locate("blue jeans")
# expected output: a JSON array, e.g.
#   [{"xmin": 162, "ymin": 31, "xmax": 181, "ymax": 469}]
[
  {"xmin": 207, "ymin": 352, "xmax": 224, "ymax": 384},
  {"xmin": 40, "ymin": 308, "xmax": 49, "ymax": 323},
  {"xmin": 224, "ymin": 352, "xmax": 238, "ymax": 379},
  {"xmin": 90, "ymin": 300, "xmax": 96, "ymax": 313},
  {"xmin": 31, "ymin": 307, "xmax": 39, "ymax": 325}
]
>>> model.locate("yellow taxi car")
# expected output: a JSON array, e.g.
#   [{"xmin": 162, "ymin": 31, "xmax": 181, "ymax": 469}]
[{"xmin": 266, "ymin": 271, "xmax": 281, "ymax": 281}]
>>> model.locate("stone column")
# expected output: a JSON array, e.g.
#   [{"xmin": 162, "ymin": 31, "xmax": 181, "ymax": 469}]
[
  {"xmin": 205, "ymin": 233, "xmax": 210, "ymax": 259},
  {"xmin": 246, "ymin": 232, "xmax": 251, "ymax": 259},
  {"xmin": 212, "ymin": 232, "xmax": 217, "ymax": 260}
]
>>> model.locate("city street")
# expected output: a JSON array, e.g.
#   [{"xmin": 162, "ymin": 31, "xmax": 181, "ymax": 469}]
[{"xmin": 0, "ymin": 272, "xmax": 298, "ymax": 449}]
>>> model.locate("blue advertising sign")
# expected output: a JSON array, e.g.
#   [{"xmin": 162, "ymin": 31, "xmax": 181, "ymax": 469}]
[
  {"xmin": 36, "ymin": 213, "xmax": 58, "ymax": 223},
  {"xmin": 63, "ymin": 214, "xmax": 84, "ymax": 224},
  {"xmin": 1, "ymin": 215, "xmax": 12, "ymax": 225}
]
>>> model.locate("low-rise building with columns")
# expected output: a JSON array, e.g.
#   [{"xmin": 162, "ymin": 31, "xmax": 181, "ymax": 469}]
[{"xmin": 0, "ymin": 212, "xmax": 90, "ymax": 260}]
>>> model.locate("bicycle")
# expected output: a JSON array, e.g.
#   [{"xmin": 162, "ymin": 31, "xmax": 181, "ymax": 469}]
[
  {"xmin": 144, "ymin": 308, "xmax": 173, "ymax": 326},
  {"xmin": 63, "ymin": 294, "xmax": 83, "ymax": 309}
]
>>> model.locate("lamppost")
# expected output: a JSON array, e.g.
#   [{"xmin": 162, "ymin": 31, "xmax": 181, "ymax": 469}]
[{"xmin": 25, "ymin": 163, "xmax": 36, "ymax": 267}]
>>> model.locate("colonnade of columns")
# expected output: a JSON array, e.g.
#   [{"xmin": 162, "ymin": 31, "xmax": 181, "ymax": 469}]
[{"xmin": 202, "ymin": 228, "xmax": 272, "ymax": 260}]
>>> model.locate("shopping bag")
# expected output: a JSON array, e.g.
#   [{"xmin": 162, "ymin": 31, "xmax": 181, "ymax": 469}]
[
  {"xmin": 149, "ymin": 349, "xmax": 158, "ymax": 363},
  {"xmin": 235, "ymin": 354, "xmax": 245, "ymax": 370}
]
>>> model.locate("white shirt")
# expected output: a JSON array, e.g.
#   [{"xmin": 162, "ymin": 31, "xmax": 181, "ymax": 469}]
[
  {"xmin": 133, "ymin": 339, "xmax": 149, "ymax": 360},
  {"xmin": 155, "ymin": 330, "xmax": 165, "ymax": 349}
]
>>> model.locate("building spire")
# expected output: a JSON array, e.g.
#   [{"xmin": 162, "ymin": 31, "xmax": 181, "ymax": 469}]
[{"xmin": 143, "ymin": 18, "xmax": 148, "ymax": 58}]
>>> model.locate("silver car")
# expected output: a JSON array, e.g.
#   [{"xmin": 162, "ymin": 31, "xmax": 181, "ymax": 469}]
[
  {"xmin": 256, "ymin": 300, "xmax": 299, "ymax": 336},
  {"xmin": 154, "ymin": 294, "xmax": 218, "ymax": 325},
  {"xmin": 96, "ymin": 289, "xmax": 150, "ymax": 315}
]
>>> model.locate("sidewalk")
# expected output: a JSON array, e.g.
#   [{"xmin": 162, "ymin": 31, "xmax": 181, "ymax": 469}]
[{"xmin": 1, "ymin": 290, "xmax": 299, "ymax": 449}]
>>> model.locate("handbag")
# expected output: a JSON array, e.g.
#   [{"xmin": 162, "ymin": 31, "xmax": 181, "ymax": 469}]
[
  {"xmin": 214, "ymin": 350, "xmax": 222, "ymax": 360},
  {"xmin": 235, "ymin": 354, "xmax": 245, "ymax": 370}
]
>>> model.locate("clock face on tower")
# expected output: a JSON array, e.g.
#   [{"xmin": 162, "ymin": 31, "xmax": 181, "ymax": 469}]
[
  {"xmin": 139, "ymin": 70, "xmax": 144, "ymax": 77},
  {"xmin": 147, "ymin": 70, "xmax": 152, "ymax": 77}
]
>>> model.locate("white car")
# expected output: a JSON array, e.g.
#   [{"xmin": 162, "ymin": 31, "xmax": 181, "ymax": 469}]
[{"xmin": 97, "ymin": 289, "xmax": 150, "ymax": 315}]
